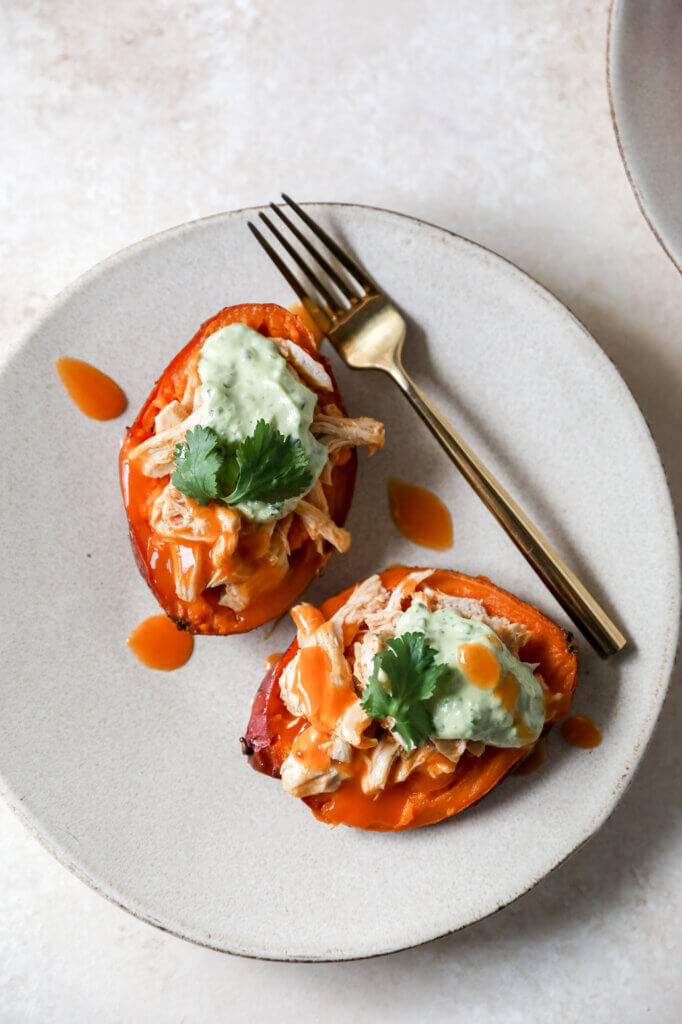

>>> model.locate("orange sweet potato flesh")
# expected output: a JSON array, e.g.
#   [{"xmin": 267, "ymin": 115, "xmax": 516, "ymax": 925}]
[
  {"xmin": 119, "ymin": 304, "xmax": 356, "ymax": 635},
  {"xmin": 242, "ymin": 566, "xmax": 578, "ymax": 831}
]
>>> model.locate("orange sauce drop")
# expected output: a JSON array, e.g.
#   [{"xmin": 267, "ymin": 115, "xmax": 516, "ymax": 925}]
[
  {"xmin": 127, "ymin": 614, "xmax": 194, "ymax": 671},
  {"xmin": 291, "ymin": 726, "xmax": 332, "ymax": 773},
  {"xmin": 292, "ymin": 645, "xmax": 358, "ymax": 733},
  {"xmin": 265, "ymin": 651, "xmax": 284, "ymax": 671},
  {"xmin": 55, "ymin": 357, "xmax": 127, "ymax": 420},
  {"xmin": 387, "ymin": 478, "xmax": 453, "ymax": 550},
  {"xmin": 561, "ymin": 715, "xmax": 602, "ymax": 749},
  {"xmin": 291, "ymin": 603, "xmax": 326, "ymax": 638},
  {"xmin": 513, "ymin": 714, "xmax": 536, "ymax": 744},
  {"xmin": 516, "ymin": 736, "xmax": 547, "ymax": 775},
  {"xmin": 494, "ymin": 670, "xmax": 519, "ymax": 712},
  {"xmin": 458, "ymin": 642, "xmax": 501, "ymax": 689}
]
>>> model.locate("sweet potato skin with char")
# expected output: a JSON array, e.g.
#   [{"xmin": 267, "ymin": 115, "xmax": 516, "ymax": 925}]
[
  {"xmin": 242, "ymin": 566, "xmax": 578, "ymax": 831},
  {"xmin": 119, "ymin": 304, "xmax": 356, "ymax": 635}
]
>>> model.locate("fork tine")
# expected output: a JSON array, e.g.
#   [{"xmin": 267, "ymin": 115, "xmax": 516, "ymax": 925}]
[
  {"xmin": 247, "ymin": 221, "xmax": 331, "ymax": 335},
  {"xmin": 281, "ymin": 194, "xmax": 374, "ymax": 293},
  {"xmin": 247, "ymin": 221, "xmax": 309, "ymax": 304},
  {"xmin": 269, "ymin": 203, "xmax": 359, "ymax": 304},
  {"xmin": 257, "ymin": 212, "xmax": 338, "ymax": 312}
]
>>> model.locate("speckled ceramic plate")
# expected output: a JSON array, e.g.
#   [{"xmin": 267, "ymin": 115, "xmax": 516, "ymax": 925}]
[
  {"xmin": 609, "ymin": 0, "xmax": 682, "ymax": 273},
  {"xmin": 0, "ymin": 205, "xmax": 678, "ymax": 961}
]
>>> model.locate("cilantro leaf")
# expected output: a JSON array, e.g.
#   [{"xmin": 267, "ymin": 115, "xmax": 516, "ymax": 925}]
[
  {"xmin": 360, "ymin": 633, "xmax": 448, "ymax": 751},
  {"xmin": 223, "ymin": 419, "xmax": 313, "ymax": 506},
  {"xmin": 170, "ymin": 420, "xmax": 313, "ymax": 510},
  {"xmin": 171, "ymin": 426, "xmax": 225, "ymax": 506}
]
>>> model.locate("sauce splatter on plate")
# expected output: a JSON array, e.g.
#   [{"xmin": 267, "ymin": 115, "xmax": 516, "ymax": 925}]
[
  {"xmin": 561, "ymin": 715, "xmax": 602, "ymax": 749},
  {"xmin": 55, "ymin": 357, "xmax": 126, "ymax": 420},
  {"xmin": 388, "ymin": 477, "xmax": 453, "ymax": 550},
  {"xmin": 127, "ymin": 614, "xmax": 194, "ymax": 671}
]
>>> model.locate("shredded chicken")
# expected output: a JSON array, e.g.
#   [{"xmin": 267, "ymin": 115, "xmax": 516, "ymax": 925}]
[
  {"xmin": 279, "ymin": 570, "xmax": 545, "ymax": 800},
  {"xmin": 291, "ymin": 602, "xmax": 327, "ymax": 642},
  {"xmin": 151, "ymin": 485, "xmax": 241, "ymax": 598},
  {"xmin": 154, "ymin": 400, "xmax": 189, "ymax": 433},
  {"xmin": 217, "ymin": 526, "xmax": 290, "ymax": 612},
  {"xmin": 330, "ymin": 574, "xmax": 389, "ymax": 631},
  {"xmin": 363, "ymin": 570, "xmax": 434, "ymax": 635},
  {"xmin": 151, "ymin": 483, "xmax": 222, "ymax": 544},
  {"xmin": 129, "ymin": 406, "xmax": 202, "ymax": 478},
  {"xmin": 431, "ymin": 738, "xmax": 467, "ymax": 764},
  {"xmin": 391, "ymin": 745, "xmax": 437, "ymax": 784},
  {"xmin": 352, "ymin": 631, "xmax": 383, "ymax": 691},
  {"xmin": 205, "ymin": 508, "xmax": 243, "ymax": 588},
  {"xmin": 272, "ymin": 337, "xmax": 333, "ymax": 392},
  {"xmin": 312, "ymin": 407, "xmax": 385, "ymax": 457},
  {"xmin": 413, "ymin": 587, "xmax": 532, "ymax": 657},
  {"xmin": 169, "ymin": 544, "xmax": 207, "ymax": 603},
  {"xmin": 280, "ymin": 727, "xmax": 351, "ymax": 798},
  {"xmin": 180, "ymin": 370, "xmax": 200, "ymax": 411},
  {"xmin": 217, "ymin": 582, "xmax": 250, "ymax": 613},
  {"xmin": 279, "ymin": 613, "xmax": 371, "ymax": 747},
  {"xmin": 361, "ymin": 734, "xmax": 401, "ymax": 794},
  {"xmin": 293, "ymin": 499, "xmax": 351, "ymax": 554},
  {"xmin": 272, "ymin": 513, "xmax": 293, "ymax": 559},
  {"xmin": 132, "ymin": 341, "xmax": 384, "ymax": 612}
]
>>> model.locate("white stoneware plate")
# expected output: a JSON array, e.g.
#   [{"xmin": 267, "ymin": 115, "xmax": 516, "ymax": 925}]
[
  {"xmin": 608, "ymin": 0, "xmax": 682, "ymax": 272},
  {"xmin": 0, "ymin": 205, "xmax": 678, "ymax": 961}
]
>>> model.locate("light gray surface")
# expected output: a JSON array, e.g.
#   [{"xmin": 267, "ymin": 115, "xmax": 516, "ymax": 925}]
[{"xmin": 1, "ymin": 0, "xmax": 681, "ymax": 1019}]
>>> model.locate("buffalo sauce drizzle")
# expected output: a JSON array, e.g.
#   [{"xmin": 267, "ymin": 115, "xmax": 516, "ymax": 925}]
[
  {"xmin": 55, "ymin": 357, "xmax": 127, "ymax": 420},
  {"xmin": 314, "ymin": 751, "xmax": 454, "ymax": 830},
  {"xmin": 494, "ymin": 672, "xmax": 519, "ymax": 712},
  {"xmin": 458, "ymin": 642, "xmax": 500, "ymax": 688},
  {"xmin": 291, "ymin": 645, "xmax": 357, "ymax": 733},
  {"xmin": 127, "ymin": 614, "xmax": 194, "ymax": 670},
  {"xmin": 458, "ymin": 642, "xmax": 534, "ymax": 743},
  {"xmin": 387, "ymin": 478, "xmax": 453, "ymax": 551},
  {"xmin": 288, "ymin": 639, "xmax": 458, "ymax": 827},
  {"xmin": 291, "ymin": 727, "xmax": 333, "ymax": 773},
  {"xmin": 561, "ymin": 715, "xmax": 602, "ymax": 749},
  {"xmin": 121, "ymin": 449, "xmax": 283, "ymax": 629},
  {"xmin": 300, "ymin": 639, "xmax": 535, "ymax": 826}
]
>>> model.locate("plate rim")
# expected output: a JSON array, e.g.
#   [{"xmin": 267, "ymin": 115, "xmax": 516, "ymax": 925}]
[
  {"xmin": 0, "ymin": 201, "xmax": 679, "ymax": 961},
  {"xmin": 607, "ymin": 0, "xmax": 682, "ymax": 275}
]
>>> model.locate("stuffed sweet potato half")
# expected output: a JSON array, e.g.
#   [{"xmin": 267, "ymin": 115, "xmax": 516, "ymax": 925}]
[
  {"xmin": 120, "ymin": 303, "xmax": 384, "ymax": 634},
  {"xmin": 242, "ymin": 566, "xmax": 578, "ymax": 831}
]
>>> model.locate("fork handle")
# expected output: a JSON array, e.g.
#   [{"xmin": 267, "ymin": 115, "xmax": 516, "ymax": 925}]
[{"xmin": 388, "ymin": 364, "xmax": 626, "ymax": 658}]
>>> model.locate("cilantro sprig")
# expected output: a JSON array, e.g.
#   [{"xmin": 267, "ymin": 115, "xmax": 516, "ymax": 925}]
[
  {"xmin": 171, "ymin": 421, "xmax": 313, "ymax": 509},
  {"xmin": 171, "ymin": 426, "xmax": 230, "ymax": 505},
  {"xmin": 360, "ymin": 633, "xmax": 448, "ymax": 751},
  {"xmin": 225, "ymin": 419, "xmax": 312, "ymax": 505}
]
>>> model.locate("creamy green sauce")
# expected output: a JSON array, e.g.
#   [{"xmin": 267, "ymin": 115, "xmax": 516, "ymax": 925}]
[
  {"xmin": 197, "ymin": 323, "xmax": 327, "ymax": 522},
  {"xmin": 394, "ymin": 603, "xmax": 545, "ymax": 747}
]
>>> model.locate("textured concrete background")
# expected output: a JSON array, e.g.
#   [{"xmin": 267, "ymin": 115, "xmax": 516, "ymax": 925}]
[{"xmin": 1, "ymin": 1, "xmax": 680, "ymax": 1020}]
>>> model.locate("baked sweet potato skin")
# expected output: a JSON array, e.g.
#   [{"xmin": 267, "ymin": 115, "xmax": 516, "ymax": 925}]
[
  {"xmin": 119, "ymin": 304, "xmax": 357, "ymax": 635},
  {"xmin": 242, "ymin": 566, "xmax": 578, "ymax": 831}
]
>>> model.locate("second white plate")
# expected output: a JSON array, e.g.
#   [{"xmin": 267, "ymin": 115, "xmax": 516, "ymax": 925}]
[{"xmin": 609, "ymin": 0, "xmax": 682, "ymax": 272}]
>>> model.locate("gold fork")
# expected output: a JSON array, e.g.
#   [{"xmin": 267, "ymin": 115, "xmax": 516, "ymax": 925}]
[{"xmin": 248, "ymin": 195, "xmax": 626, "ymax": 658}]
